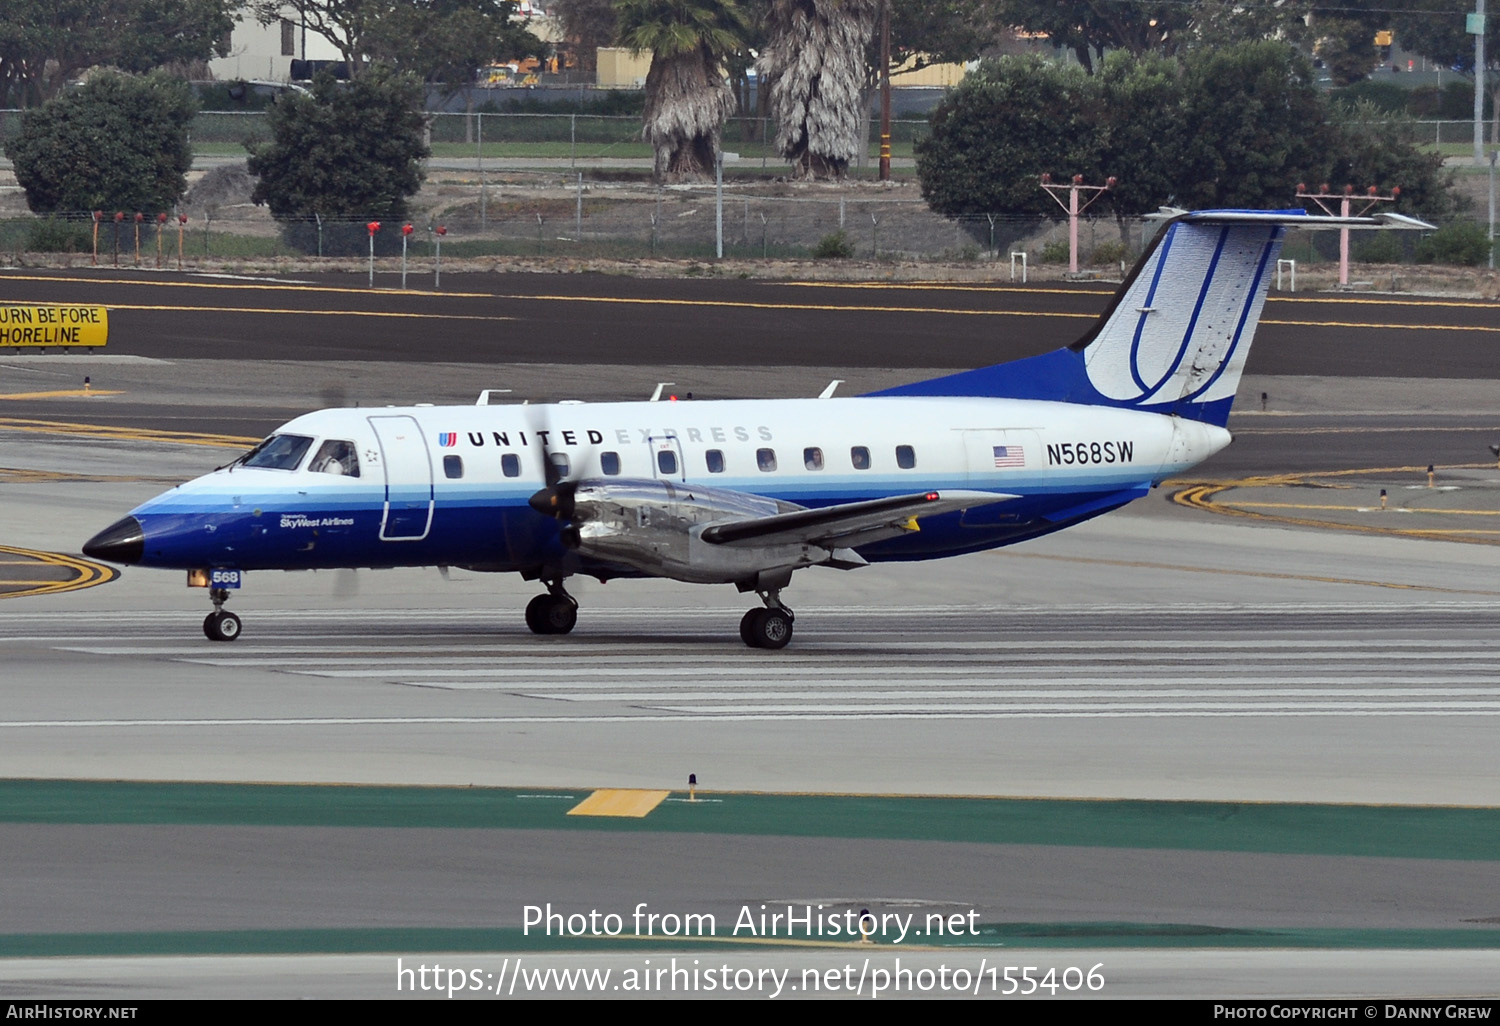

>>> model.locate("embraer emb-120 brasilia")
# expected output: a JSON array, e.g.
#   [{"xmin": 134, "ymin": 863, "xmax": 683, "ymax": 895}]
[{"xmin": 84, "ymin": 208, "xmax": 1427, "ymax": 647}]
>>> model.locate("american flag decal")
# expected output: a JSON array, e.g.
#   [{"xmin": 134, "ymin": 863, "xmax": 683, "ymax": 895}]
[{"xmin": 992, "ymin": 445, "xmax": 1025, "ymax": 468}]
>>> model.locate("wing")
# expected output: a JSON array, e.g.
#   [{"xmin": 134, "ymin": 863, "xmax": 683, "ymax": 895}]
[{"xmin": 698, "ymin": 489, "xmax": 1016, "ymax": 549}]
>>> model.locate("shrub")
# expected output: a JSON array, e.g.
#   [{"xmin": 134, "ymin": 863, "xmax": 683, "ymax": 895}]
[
  {"xmin": 813, "ymin": 230, "xmax": 853, "ymax": 259},
  {"xmin": 6, "ymin": 72, "xmax": 195, "ymax": 214},
  {"xmin": 1415, "ymin": 221, "xmax": 1492, "ymax": 266}
]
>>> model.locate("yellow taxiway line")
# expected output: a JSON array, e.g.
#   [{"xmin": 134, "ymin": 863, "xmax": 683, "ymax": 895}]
[
  {"xmin": 0, "ymin": 416, "xmax": 257, "ymax": 447},
  {"xmin": 0, "ymin": 390, "xmax": 122, "ymax": 399},
  {"xmin": 0, "ymin": 544, "xmax": 118, "ymax": 599}
]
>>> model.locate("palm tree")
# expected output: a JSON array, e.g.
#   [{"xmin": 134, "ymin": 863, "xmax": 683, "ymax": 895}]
[
  {"xmin": 759, "ymin": 0, "xmax": 879, "ymax": 179},
  {"xmin": 617, "ymin": 0, "xmax": 749, "ymax": 181}
]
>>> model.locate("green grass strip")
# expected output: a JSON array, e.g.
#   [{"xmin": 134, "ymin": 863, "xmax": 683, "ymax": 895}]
[
  {"xmin": 4, "ymin": 780, "xmax": 1500, "ymax": 860},
  {"xmin": 5, "ymin": 924, "xmax": 1500, "ymax": 958}
]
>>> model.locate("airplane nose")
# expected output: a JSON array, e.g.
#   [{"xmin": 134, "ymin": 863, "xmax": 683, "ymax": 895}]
[{"xmin": 83, "ymin": 516, "xmax": 145, "ymax": 565}]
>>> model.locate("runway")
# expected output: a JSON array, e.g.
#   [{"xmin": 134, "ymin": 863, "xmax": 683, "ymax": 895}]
[{"xmin": 4, "ymin": 271, "xmax": 1500, "ymax": 999}]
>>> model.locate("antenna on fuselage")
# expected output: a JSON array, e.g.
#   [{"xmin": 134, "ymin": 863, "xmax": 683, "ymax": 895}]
[
  {"xmin": 649, "ymin": 382, "xmax": 676, "ymax": 402},
  {"xmin": 475, "ymin": 389, "xmax": 513, "ymax": 406}
]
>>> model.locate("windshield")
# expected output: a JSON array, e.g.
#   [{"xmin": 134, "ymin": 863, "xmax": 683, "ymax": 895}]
[{"xmin": 239, "ymin": 433, "xmax": 314, "ymax": 471}]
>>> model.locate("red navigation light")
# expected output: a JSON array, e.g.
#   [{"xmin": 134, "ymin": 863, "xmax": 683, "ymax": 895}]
[{"xmin": 925, "ymin": 491, "xmax": 939, "ymax": 501}]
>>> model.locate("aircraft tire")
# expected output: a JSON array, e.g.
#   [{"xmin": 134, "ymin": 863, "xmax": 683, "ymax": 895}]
[
  {"xmin": 524, "ymin": 594, "xmax": 552, "ymax": 634},
  {"xmin": 748, "ymin": 608, "xmax": 792, "ymax": 650},
  {"xmin": 545, "ymin": 597, "xmax": 577, "ymax": 634},
  {"xmin": 739, "ymin": 608, "xmax": 761, "ymax": 647},
  {"xmin": 204, "ymin": 611, "xmax": 242, "ymax": 642}
]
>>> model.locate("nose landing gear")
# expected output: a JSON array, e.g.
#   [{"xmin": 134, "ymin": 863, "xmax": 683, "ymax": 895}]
[{"xmin": 202, "ymin": 587, "xmax": 242, "ymax": 642}]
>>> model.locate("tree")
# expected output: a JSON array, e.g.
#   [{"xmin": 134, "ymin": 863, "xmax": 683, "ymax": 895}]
[
  {"xmin": 1392, "ymin": 0, "xmax": 1500, "ymax": 147},
  {"xmin": 246, "ymin": 67, "xmax": 429, "ymax": 252},
  {"xmin": 915, "ymin": 43, "xmax": 1459, "ymax": 226},
  {"xmin": 361, "ymin": 1, "xmax": 544, "ymax": 92},
  {"xmin": 914, "ymin": 55, "xmax": 1100, "ymax": 217},
  {"xmin": 0, "ymin": 0, "xmax": 234, "ymax": 108},
  {"xmin": 616, "ymin": 0, "xmax": 749, "ymax": 181},
  {"xmin": 759, "ymin": 0, "xmax": 879, "ymax": 179},
  {"xmin": 1172, "ymin": 41, "xmax": 1333, "ymax": 210},
  {"xmin": 548, "ymin": 0, "xmax": 620, "ymax": 77},
  {"xmin": 5, "ymin": 71, "xmax": 196, "ymax": 213}
]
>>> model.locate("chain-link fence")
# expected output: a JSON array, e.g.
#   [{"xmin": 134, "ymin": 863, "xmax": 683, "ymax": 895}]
[{"xmin": 1, "ymin": 109, "xmax": 1494, "ymax": 268}]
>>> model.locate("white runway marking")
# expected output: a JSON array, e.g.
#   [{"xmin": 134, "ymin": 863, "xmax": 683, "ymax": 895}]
[{"xmin": 7, "ymin": 606, "xmax": 1500, "ymax": 721}]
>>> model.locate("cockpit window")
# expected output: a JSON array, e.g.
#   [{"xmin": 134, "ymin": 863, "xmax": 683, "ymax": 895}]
[
  {"xmin": 240, "ymin": 433, "xmax": 314, "ymax": 471},
  {"xmin": 310, "ymin": 439, "xmax": 360, "ymax": 477}
]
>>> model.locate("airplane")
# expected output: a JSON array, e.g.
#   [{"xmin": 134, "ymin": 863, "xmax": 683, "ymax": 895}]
[{"xmin": 82, "ymin": 208, "xmax": 1428, "ymax": 647}]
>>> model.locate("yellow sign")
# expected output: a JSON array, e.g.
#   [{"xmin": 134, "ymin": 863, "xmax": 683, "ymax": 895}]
[{"xmin": 0, "ymin": 306, "xmax": 108, "ymax": 347}]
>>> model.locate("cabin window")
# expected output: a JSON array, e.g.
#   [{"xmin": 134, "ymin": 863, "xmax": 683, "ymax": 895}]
[
  {"xmin": 705, "ymin": 449, "xmax": 725, "ymax": 473},
  {"xmin": 757, "ymin": 448, "xmax": 777, "ymax": 472},
  {"xmin": 804, "ymin": 447, "xmax": 824, "ymax": 471},
  {"xmin": 549, "ymin": 452, "xmax": 571, "ymax": 478},
  {"xmin": 657, "ymin": 450, "xmax": 678, "ymax": 476},
  {"xmin": 896, "ymin": 444, "xmax": 916, "ymax": 469},
  {"xmin": 851, "ymin": 446, "xmax": 871, "ymax": 470},
  {"xmin": 443, "ymin": 455, "xmax": 463, "ymax": 479},
  {"xmin": 600, "ymin": 451, "xmax": 621, "ymax": 475},
  {"xmin": 501, "ymin": 453, "xmax": 520, "ymax": 478},
  {"xmin": 241, "ymin": 433, "xmax": 313, "ymax": 471},
  {"xmin": 310, "ymin": 439, "xmax": 360, "ymax": 477}
]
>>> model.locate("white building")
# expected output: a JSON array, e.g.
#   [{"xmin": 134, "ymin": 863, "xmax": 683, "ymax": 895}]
[{"xmin": 208, "ymin": 5, "xmax": 341, "ymax": 83}]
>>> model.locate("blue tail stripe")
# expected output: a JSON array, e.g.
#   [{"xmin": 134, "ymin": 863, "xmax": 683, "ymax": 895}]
[{"xmin": 1182, "ymin": 228, "xmax": 1280, "ymax": 404}]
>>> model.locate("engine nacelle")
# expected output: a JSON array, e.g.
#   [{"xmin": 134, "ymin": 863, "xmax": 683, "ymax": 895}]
[{"xmin": 566, "ymin": 479, "xmax": 836, "ymax": 585}]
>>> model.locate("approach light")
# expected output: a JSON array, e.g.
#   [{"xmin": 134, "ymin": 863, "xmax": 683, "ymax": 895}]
[
  {"xmin": 157, "ymin": 213, "xmax": 168, "ymax": 224},
  {"xmin": 367, "ymin": 221, "xmax": 381, "ymax": 235},
  {"xmin": 402, "ymin": 223, "xmax": 414, "ymax": 236}
]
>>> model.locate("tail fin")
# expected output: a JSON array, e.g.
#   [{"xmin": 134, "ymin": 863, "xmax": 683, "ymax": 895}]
[{"xmin": 871, "ymin": 209, "xmax": 1430, "ymax": 426}]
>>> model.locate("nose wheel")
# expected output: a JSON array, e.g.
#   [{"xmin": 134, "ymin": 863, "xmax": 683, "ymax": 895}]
[{"xmin": 202, "ymin": 587, "xmax": 242, "ymax": 642}]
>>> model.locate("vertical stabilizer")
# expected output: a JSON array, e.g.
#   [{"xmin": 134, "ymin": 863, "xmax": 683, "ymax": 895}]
[{"xmin": 871, "ymin": 209, "xmax": 1430, "ymax": 426}]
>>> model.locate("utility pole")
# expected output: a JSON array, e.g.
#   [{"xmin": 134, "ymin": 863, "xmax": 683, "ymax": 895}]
[
  {"xmin": 1297, "ymin": 184, "xmax": 1400, "ymax": 287},
  {"xmin": 1039, "ymin": 174, "xmax": 1114, "ymax": 275},
  {"xmin": 879, "ymin": 0, "xmax": 891, "ymax": 182},
  {"xmin": 1474, "ymin": 0, "xmax": 1488, "ymax": 165}
]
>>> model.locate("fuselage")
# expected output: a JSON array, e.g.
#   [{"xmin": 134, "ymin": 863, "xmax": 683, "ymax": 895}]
[{"xmin": 104, "ymin": 395, "xmax": 1230, "ymax": 577}]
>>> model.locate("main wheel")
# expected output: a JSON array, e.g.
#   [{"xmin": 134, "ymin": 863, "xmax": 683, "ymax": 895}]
[
  {"xmin": 525, "ymin": 594, "xmax": 577, "ymax": 635},
  {"xmin": 739, "ymin": 608, "xmax": 760, "ymax": 647},
  {"xmin": 544, "ymin": 596, "xmax": 577, "ymax": 634},
  {"xmin": 525, "ymin": 594, "xmax": 553, "ymax": 634},
  {"xmin": 204, "ymin": 610, "xmax": 242, "ymax": 642},
  {"xmin": 746, "ymin": 607, "xmax": 793, "ymax": 650}
]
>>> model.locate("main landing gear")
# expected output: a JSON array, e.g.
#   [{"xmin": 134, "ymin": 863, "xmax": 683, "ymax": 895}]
[
  {"xmin": 739, "ymin": 589, "xmax": 794, "ymax": 650},
  {"xmin": 202, "ymin": 587, "xmax": 242, "ymax": 642},
  {"xmin": 525, "ymin": 580, "xmax": 578, "ymax": 635}
]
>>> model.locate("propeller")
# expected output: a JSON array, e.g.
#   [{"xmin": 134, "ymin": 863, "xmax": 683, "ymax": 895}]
[{"xmin": 523, "ymin": 401, "xmax": 580, "ymax": 547}]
